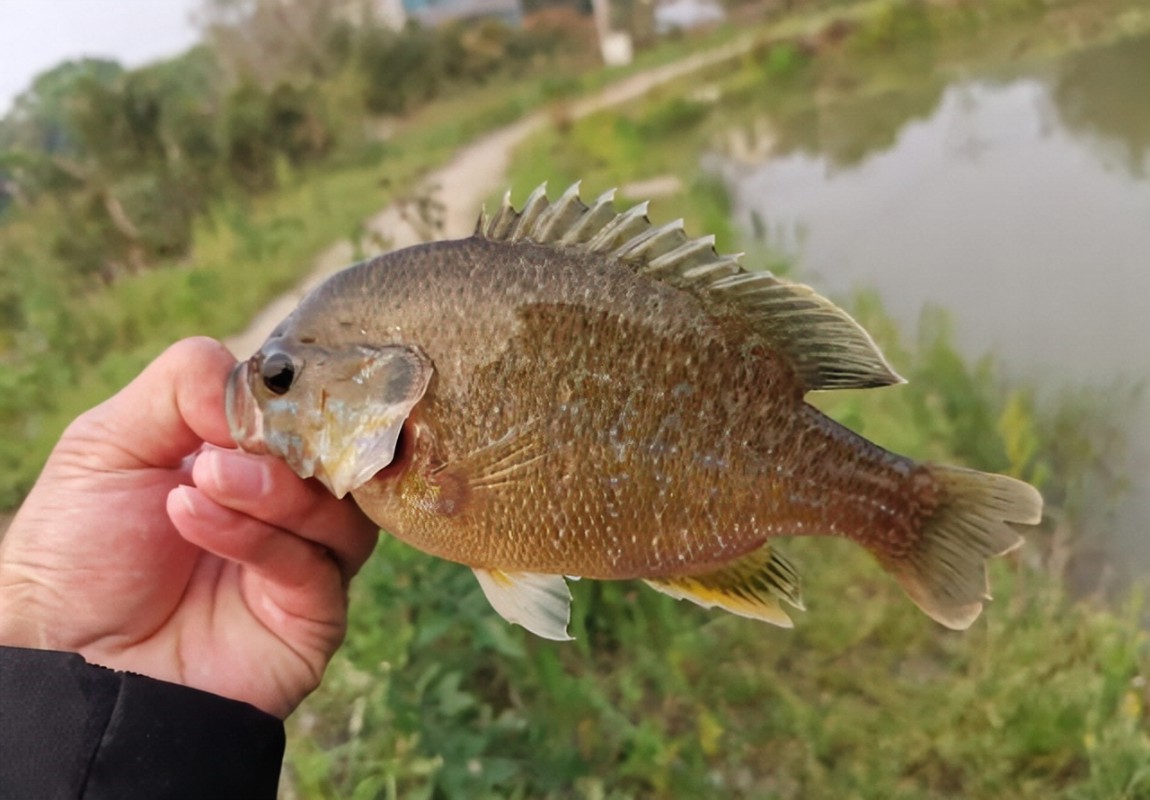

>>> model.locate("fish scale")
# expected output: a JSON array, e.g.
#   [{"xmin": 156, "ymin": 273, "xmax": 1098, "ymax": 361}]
[{"xmin": 227, "ymin": 182, "xmax": 1043, "ymax": 641}]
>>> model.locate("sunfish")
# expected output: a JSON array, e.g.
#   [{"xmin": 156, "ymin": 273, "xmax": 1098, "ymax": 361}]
[{"xmin": 227, "ymin": 183, "xmax": 1043, "ymax": 640}]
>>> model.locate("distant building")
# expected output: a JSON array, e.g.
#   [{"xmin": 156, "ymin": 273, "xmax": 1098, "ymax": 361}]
[
  {"xmin": 402, "ymin": 0, "xmax": 523, "ymax": 27},
  {"xmin": 654, "ymin": 0, "xmax": 725, "ymax": 34},
  {"xmin": 599, "ymin": 31, "xmax": 633, "ymax": 66}
]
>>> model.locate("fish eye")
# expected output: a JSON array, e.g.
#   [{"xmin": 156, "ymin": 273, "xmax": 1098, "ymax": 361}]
[{"xmin": 260, "ymin": 352, "xmax": 296, "ymax": 395}]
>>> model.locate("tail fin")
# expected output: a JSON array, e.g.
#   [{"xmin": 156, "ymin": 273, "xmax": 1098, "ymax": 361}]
[{"xmin": 885, "ymin": 465, "xmax": 1043, "ymax": 630}]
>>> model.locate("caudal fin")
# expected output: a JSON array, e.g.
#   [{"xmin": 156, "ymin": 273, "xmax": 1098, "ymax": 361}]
[{"xmin": 885, "ymin": 465, "xmax": 1043, "ymax": 630}]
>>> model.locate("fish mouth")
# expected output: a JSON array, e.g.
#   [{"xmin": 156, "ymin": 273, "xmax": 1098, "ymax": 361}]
[{"xmin": 225, "ymin": 360, "xmax": 268, "ymax": 455}]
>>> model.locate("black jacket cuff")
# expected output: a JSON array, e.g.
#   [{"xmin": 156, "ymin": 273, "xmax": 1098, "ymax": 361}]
[{"xmin": 0, "ymin": 646, "xmax": 284, "ymax": 799}]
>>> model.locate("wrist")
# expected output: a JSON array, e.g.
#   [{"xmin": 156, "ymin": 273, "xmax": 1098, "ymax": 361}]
[{"xmin": 0, "ymin": 577, "xmax": 38, "ymax": 648}]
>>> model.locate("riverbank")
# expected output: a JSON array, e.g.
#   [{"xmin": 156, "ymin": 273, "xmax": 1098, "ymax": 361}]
[
  {"xmin": 5, "ymin": 2, "xmax": 1149, "ymax": 796},
  {"xmin": 280, "ymin": 4, "xmax": 1150, "ymax": 798}
]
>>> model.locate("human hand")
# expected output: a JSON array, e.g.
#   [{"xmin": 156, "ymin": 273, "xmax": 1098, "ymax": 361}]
[{"xmin": 0, "ymin": 338, "xmax": 379, "ymax": 718}]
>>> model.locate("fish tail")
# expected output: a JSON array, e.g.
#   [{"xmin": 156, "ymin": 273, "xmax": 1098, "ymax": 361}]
[{"xmin": 880, "ymin": 465, "xmax": 1042, "ymax": 630}]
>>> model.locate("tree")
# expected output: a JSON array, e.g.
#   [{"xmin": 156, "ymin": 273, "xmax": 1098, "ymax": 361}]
[
  {"xmin": 0, "ymin": 58, "xmax": 122, "ymax": 156},
  {"xmin": 193, "ymin": 0, "xmax": 358, "ymax": 89}
]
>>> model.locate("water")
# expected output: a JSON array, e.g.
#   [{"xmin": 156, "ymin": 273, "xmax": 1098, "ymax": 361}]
[{"xmin": 709, "ymin": 31, "xmax": 1150, "ymax": 586}]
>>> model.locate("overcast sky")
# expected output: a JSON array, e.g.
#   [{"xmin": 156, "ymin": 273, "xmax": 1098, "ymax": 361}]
[{"xmin": 0, "ymin": 0, "xmax": 201, "ymax": 114}]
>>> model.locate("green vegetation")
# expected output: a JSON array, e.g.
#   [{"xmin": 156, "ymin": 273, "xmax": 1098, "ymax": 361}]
[
  {"xmin": 4, "ymin": 0, "xmax": 1149, "ymax": 797},
  {"xmin": 279, "ymin": 3, "xmax": 1150, "ymax": 797},
  {"xmin": 284, "ymin": 296, "xmax": 1149, "ymax": 798},
  {"xmin": 0, "ymin": 3, "xmax": 611, "ymax": 506},
  {"xmin": 0, "ymin": 79, "xmax": 562, "ymax": 507},
  {"xmin": 0, "ymin": 0, "xmax": 751, "ymax": 507}
]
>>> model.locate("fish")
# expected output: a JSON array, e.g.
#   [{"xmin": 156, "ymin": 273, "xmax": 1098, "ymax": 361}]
[{"xmin": 226, "ymin": 182, "xmax": 1043, "ymax": 641}]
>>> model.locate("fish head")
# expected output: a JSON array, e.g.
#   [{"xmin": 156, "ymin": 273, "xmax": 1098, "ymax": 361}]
[{"xmin": 226, "ymin": 334, "xmax": 433, "ymax": 499}]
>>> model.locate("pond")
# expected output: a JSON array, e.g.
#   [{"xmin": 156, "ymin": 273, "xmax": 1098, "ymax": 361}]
[{"xmin": 706, "ymin": 25, "xmax": 1150, "ymax": 588}]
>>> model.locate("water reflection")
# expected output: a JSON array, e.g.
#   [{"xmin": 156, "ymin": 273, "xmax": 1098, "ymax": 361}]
[
  {"xmin": 768, "ymin": 76, "xmax": 948, "ymax": 171},
  {"xmin": 709, "ymin": 31, "xmax": 1150, "ymax": 584},
  {"xmin": 1053, "ymin": 34, "xmax": 1150, "ymax": 178}
]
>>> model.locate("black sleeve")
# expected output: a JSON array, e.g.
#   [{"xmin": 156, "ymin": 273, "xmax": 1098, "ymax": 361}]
[{"xmin": 0, "ymin": 646, "xmax": 285, "ymax": 800}]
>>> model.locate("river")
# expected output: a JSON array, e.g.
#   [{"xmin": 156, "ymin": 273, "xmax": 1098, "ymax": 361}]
[{"xmin": 708, "ymin": 26, "xmax": 1150, "ymax": 588}]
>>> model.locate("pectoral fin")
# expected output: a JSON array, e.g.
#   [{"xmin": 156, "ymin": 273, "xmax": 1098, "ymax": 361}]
[
  {"xmin": 442, "ymin": 419, "xmax": 548, "ymax": 491},
  {"xmin": 644, "ymin": 544, "xmax": 804, "ymax": 628},
  {"xmin": 472, "ymin": 568, "xmax": 573, "ymax": 641},
  {"xmin": 421, "ymin": 421, "xmax": 549, "ymax": 517}
]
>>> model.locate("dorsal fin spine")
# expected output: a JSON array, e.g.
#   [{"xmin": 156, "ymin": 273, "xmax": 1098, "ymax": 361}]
[
  {"xmin": 558, "ymin": 188, "xmax": 615, "ymax": 245},
  {"xmin": 614, "ymin": 218, "xmax": 686, "ymax": 262},
  {"xmin": 479, "ymin": 183, "xmax": 904, "ymax": 392},
  {"xmin": 510, "ymin": 183, "xmax": 550, "ymax": 242},
  {"xmin": 534, "ymin": 181, "xmax": 583, "ymax": 242},
  {"xmin": 650, "ymin": 234, "xmax": 715, "ymax": 272},
  {"xmin": 483, "ymin": 190, "xmax": 517, "ymax": 241},
  {"xmin": 587, "ymin": 201, "xmax": 650, "ymax": 253}
]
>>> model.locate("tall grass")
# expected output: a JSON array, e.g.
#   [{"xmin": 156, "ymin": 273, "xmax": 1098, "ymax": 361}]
[
  {"xmin": 1, "ymin": 163, "xmax": 400, "ymax": 504},
  {"xmin": 279, "ymin": 6, "xmax": 1150, "ymax": 796},
  {"xmin": 7, "ymin": 0, "xmax": 1148, "ymax": 796},
  {"xmin": 0, "ymin": 63, "xmax": 645, "ymax": 507},
  {"xmin": 283, "ymin": 308, "xmax": 1149, "ymax": 797}
]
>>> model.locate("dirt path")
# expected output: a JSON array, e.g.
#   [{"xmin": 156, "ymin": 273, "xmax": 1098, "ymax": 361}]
[{"xmin": 224, "ymin": 38, "xmax": 755, "ymax": 357}]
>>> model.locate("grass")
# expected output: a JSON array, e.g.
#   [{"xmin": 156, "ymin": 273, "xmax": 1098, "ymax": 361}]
[
  {"xmin": 6, "ymin": 0, "xmax": 1149, "ymax": 796},
  {"xmin": 281, "ymin": 309, "xmax": 1150, "ymax": 796},
  {"xmin": 279, "ymin": 3, "xmax": 1150, "ymax": 797},
  {"xmin": 1, "ymin": 162, "xmax": 404, "ymax": 504},
  {"xmin": 1, "ymin": 0, "xmax": 821, "ymax": 511},
  {"xmin": 0, "ymin": 25, "xmax": 754, "ymax": 509}
]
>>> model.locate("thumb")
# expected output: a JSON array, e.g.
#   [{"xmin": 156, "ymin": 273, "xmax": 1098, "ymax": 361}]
[{"xmin": 63, "ymin": 337, "xmax": 238, "ymax": 470}]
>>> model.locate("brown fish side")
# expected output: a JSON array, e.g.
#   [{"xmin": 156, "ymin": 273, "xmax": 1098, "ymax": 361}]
[
  {"xmin": 352, "ymin": 277, "xmax": 931, "ymax": 579},
  {"xmin": 229, "ymin": 183, "xmax": 1043, "ymax": 639}
]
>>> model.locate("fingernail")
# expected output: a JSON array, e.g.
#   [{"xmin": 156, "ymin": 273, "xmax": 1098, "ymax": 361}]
[
  {"xmin": 203, "ymin": 448, "xmax": 270, "ymax": 498},
  {"xmin": 172, "ymin": 485, "xmax": 199, "ymax": 518},
  {"xmin": 171, "ymin": 484, "xmax": 230, "ymax": 523}
]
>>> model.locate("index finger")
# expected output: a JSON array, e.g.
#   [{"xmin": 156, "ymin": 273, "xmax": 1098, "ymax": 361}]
[{"xmin": 192, "ymin": 447, "xmax": 381, "ymax": 577}]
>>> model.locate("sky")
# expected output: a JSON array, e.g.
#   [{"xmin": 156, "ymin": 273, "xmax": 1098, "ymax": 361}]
[{"xmin": 0, "ymin": 0, "xmax": 201, "ymax": 114}]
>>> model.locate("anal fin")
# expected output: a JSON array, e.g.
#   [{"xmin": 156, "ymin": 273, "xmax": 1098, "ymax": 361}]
[
  {"xmin": 473, "ymin": 568, "xmax": 573, "ymax": 641},
  {"xmin": 644, "ymin": 544, "xmax": 804, "ymax": 628}
]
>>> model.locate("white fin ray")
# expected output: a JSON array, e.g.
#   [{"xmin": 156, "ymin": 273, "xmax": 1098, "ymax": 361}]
[
  {"xmin": 646, "ymin": 234, "xmax": 719, "ymax": 276},
  {"xmin": 613, "ymin": 218, "xmax": 687, "ymax": 262},
  {"xmin": 533, "ymin": 181, "xmax": 585, "ymax": 243},
  {"xmin": 472, "ymin": 568, "xmax": 573, "ymax": 641},
  {"xmin": 482, "ymin": 190, "xmax": 517, "ymax": 241},
  {"xmin": 507, "ymin": 183, "xmax": 550, "ymax": 242},
  {"xmin": 585, "ymin": 201, "xmax": 650, "ymax": 253}
]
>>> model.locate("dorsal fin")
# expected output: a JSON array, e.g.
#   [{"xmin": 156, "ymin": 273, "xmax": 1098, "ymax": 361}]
[{"xmin": 478, "ymin": 183, "xmax": 902, "ymax": 391}]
